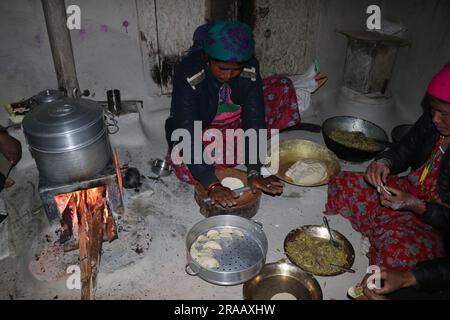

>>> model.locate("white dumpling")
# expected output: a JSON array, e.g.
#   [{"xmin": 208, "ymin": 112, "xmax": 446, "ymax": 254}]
[
  {"xmin": 196, "ymin": 235, "xmax": 208, "ymax": 243},
  {"xmin": 203, "ymin": 241, "xmax": 222, "ymax": 251},
  {"xmin": 196, "ymin": 256, "xmax": 220, "ymax": 269},
  {"xmin": 232, "ymin": 229, "xmax": 244, "ymax": 237},
  {"xmin": 207, "ymin": 230, "xmax": 220, "ymax": 239},
  {"xmin": 347, "ymin": 286, "xmax": 364, "ymax": 299},
  {"xmin": 219, "ymin": 228, "xmax": 234, "ymax": 239},
  {"xmin": 190, "ymin": 241, "xmax": 214, "ymax": 258}
]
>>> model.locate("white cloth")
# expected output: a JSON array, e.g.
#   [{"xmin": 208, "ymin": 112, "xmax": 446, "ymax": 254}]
[{"xmin": 289, "ymin": 62, "xmax": 320, "ymax": 113}]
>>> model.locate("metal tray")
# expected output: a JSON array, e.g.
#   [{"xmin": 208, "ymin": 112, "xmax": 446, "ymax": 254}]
[
  {"xmin": 284, "ymin": 225, "xmax": 355, "ymax": 276},
  {"xmin": 185, "ymin": 215, "xmax": 268, "ymax": 286}
]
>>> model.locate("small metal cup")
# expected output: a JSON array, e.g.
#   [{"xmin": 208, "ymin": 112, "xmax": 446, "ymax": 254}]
[{"xmin": 107, "ymin": 89, "xmax": 121, "ymax": 115}]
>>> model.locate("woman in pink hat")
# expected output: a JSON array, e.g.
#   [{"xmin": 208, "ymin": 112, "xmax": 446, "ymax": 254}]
[{"xmin": 325, "ymin": 63, "xmax": 450, "ymax": 299}]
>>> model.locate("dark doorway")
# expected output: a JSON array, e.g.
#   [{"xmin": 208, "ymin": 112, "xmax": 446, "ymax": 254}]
[{"xmin": 208, "ymin": 0, "xmax": 256, "ymax": 28}]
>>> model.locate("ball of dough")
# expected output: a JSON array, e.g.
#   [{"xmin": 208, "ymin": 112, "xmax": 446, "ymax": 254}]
[{"xmin": 285, "ymin": 159, "xmax": 328, "ymax": 185}]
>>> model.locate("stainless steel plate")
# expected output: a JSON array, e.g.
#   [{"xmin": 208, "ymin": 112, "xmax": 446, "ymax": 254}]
[
  {"xmin": 284, "ymin": 225, "xmax": 355, "ymax": 276},
  {"xmin": 243, "ymin": 260, "xmax": 322, "ymax": 300}
]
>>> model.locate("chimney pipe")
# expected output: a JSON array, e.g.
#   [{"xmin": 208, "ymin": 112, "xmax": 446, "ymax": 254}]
[{"xmin": 42, "ymin": 0, "xmax": 80, "ymax": 97}]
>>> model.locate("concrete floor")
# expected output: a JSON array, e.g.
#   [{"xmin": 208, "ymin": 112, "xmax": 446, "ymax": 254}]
[{"xmin": 0, "ymin": 87, "xmax": 410, "ymax": 300}]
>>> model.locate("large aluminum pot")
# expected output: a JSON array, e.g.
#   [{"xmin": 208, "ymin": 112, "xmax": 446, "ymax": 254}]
[{"xmin": 22, "ymin": 97, "xmax": 112, "ymax": 183}]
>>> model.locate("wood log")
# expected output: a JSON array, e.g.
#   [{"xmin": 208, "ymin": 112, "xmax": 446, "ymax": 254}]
[
  {"xmin": 78, "ymin": 189, "xmax": 105, "ymax": 300},
  {"xmin": 194, "ymin": 168, "xmax": 261, "ymax": 218}
]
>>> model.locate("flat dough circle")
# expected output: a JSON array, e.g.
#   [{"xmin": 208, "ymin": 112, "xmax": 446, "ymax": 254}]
[
  {"xmin": 285, "ymin": 159, "xmax": 327, "ymax": 185},
  {"xmin": 221, "ymin": 177, "xmax": 244, "ymax": 190},
  {"xmin": 270, "ymin": 292, "xmax": 297, "ymax": 300}
]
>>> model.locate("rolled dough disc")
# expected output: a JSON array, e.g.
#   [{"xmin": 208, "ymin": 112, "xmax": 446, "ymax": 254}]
[
  {"xmin": 221, "ymin": 177, "xmax": 244, "ymax": 191},
  {"xmin": 285, "ymin": 159, "xmax": 328, "ymax": 185}
]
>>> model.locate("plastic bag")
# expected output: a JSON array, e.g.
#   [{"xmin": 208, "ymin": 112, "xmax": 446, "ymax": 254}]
[{"xmin": 290, "ymin": 60, "xmax": 327, "ymax": 113}]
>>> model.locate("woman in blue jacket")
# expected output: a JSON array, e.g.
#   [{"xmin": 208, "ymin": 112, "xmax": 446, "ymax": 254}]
[{"xmin": 166, "ymin": 21, "xmax": 301, "ymax": 207}]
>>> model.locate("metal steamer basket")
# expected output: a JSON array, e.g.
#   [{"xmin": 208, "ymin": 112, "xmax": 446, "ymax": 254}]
[{"xmin": 185, "ymin": 215, "xmax": 268, "ymax": 286}]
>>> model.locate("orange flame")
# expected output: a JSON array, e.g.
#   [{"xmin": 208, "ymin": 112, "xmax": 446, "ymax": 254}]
[{"xmin": 54, "ymin": 186, "xmax": 111, "ymax": 239}]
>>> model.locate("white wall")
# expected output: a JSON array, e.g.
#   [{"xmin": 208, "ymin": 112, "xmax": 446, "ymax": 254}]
[
  {"xmin": 1, "ymin": 0, "xmax": 449, "ymax": 127},
  {"xmin": 69, "ymin": 0, "xmax": 157, "ymax": 101},
  {"xmin": 313, "ymin": 0, "xmax": 450, "ymax": 123},
  {"xmin": 0, "ymin": 0, "xmax": 160, "ymax": 127},
  {"xmin": 0, "ymin": 0, "xmax": 56, "ymax": 126}
]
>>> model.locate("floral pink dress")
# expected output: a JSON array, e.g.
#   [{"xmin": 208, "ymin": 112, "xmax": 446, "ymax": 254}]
[{"xmin": 325, "ymin": 136, "xmax": 448, "ymax": 270}]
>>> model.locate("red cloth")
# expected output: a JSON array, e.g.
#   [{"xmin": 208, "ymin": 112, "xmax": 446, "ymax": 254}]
[{"xmin": 325, "ymin": 137, "xmax": 447, "ymax": 270}]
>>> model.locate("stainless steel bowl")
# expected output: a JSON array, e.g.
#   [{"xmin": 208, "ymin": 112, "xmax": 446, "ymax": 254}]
[
  {"xmin": 243, "ymin": 260, "xmax": 322, "ymax": 300},
  {"xmin": 151, "ymin": 158, "xmax": 172, "ymax": 177},
  {"xmin": 322, "ymin": 116, "xmax": 389, "ymax": 162},
  {"xmin": 185, "ymin": 215, "xmax": 268, "ymax": 286},
  {"xmin": 284, "ymin": 225, "xmax": 355, "ymax": 277}
]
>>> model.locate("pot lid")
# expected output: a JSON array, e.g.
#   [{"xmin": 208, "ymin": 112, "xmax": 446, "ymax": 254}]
[
  {"xmin": 31, "ymin": 89, "xmax": 65, "ymax": 104},
  {"xmin": 22, "ymin": 97, "xmax": 104, "ymax": 136}
]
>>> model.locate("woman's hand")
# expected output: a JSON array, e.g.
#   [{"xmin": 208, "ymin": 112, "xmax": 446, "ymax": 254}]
[
  {"xmin": 372, "ymin": 268, "xmax": 417, "ymax": 295},
  {"xmin": 209, "ymin": 185, "xmax": 239, "ymax": 208},
  {"xmin": 357, "ymin": 267, "xmax": 416, "ymax": 300},
  {"xmin": 0, "ymin": 131, "xmax": 22, "ymax": 165},
  {"xmin": 380, "ymin": 187, "xmax": 426, "ymax": 215},
  {"xmin": 365, "ymin": 160, "xmax": 390, "ymax": 187},
  {"xmin": 248, "ymin": 175, "xmax": 284, "ymax": 195}
]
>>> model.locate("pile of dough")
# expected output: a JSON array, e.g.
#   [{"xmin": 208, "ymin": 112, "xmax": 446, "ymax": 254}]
[{"xmin": 285, "ymin": 159, "xmax": 327, "ymax": 185}]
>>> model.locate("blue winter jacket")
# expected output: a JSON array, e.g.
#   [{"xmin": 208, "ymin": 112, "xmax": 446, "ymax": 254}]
[{"xmin": 165, "ymin": 50, "xmax": 266, "ymax": 188}]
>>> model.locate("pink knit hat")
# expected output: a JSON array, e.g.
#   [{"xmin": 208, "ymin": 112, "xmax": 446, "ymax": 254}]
[{"xmin": 427, "ymin": 63, "xmax": 450, "ymax": 103}]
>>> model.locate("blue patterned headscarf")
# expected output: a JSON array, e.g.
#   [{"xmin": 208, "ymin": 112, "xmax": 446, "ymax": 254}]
[{"xmin": 192, "ymin": 20, "xmax": 255, "ymax": 63}]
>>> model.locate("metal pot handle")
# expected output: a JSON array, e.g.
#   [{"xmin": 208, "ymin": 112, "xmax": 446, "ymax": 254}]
[
  {"xmin": 104, "ymin": 110, "xmax": 119, "ymax": 134},
  {"xmin": 185, "ymin": 262, "xmax": 200, "ymax": 276},
  {"xmin": 252, "ymin": 220, "xmax": 263, "ymax": 229}
]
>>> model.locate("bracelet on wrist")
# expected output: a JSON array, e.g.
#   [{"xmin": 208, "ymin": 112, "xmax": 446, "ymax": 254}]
[
  {"xmin": 207, "ymin": 182, "xmax": 221, "ymax": 196},
  {"xmin": 247, "ymin": 170, "xmax": 260, "ymax": 180}
]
